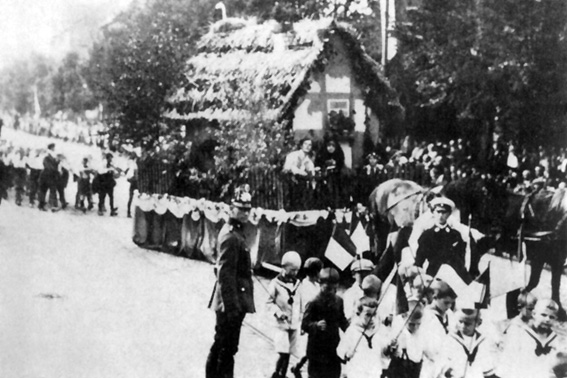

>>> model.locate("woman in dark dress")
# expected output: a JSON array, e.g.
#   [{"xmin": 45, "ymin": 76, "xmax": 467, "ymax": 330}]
[{"xmin": 315, "ymin": 139, "xmax": 345, "ymax": 208}]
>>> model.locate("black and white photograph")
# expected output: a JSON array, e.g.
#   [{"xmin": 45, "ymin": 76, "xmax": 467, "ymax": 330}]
[{"xmin": 1, "ymin": 0, "xmax": 566, "ymax": 377}]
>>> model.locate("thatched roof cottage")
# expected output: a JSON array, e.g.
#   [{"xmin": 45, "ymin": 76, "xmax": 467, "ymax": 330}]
[{"xmin": 166, "ymin": 18, "xmax": 403, "ymax": 169}]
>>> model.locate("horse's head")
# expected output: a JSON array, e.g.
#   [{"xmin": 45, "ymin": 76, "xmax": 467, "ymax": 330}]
[{"xmin": 371, "ymin": 179, "xmax": 424, "ymax": 228}]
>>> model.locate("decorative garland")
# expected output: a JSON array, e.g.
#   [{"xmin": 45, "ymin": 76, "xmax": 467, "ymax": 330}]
[{"xmin": 134, "ymin": 192, "xmax": 358, "ymax": 226}]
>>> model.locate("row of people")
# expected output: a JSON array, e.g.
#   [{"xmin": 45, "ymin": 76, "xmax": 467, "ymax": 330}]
[
  {"xmin": 265, "ymin": 250, "xmax": 565, "ymax": 378},
  {"xmin": 0, "ymin": 142, "xmax": 138, "ymax": 217},
  {"xmin": 206, "ymin": 187, "xmax": 566, "ymax": 378}
]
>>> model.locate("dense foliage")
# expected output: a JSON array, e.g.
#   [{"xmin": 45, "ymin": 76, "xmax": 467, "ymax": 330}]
[
  {"xmin": 84, "ymin": 0, "xmax": 214, "ymax": 152},
  {"xmin": 393, "ymin": 0, "xmax": 567, "ymax": 155}
]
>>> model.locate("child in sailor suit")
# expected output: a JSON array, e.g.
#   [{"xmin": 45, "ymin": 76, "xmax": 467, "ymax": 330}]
[
  {"xmin": 419, "ymin": 279, "xmax": 456, "ymax": 378},
  {"xmin": 267, "ymin": 252, "xmax": 303, "ymax": 378},
  {"xmin": 439, "ymin": 308, "xmax": 497, "ymax": 378},
  {"xmin": 337, "ymin": 297, "xmax": 383, "ymax": 378},
  {"xmin": 503, "ymin": 290, "xmax": 537, "ymax": 335},
  {"xmin": 384, "ymin": 305, "xmax": 426, "ymax": 378},
  {"xmin": 497, "ymin": 299, "xmax": 566, "ymax": 378}
]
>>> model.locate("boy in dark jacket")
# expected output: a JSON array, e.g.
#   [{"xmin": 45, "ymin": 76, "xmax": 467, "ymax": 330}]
[{"xmin": 301, "ymin": 267, "xmax": 348, "ymax": 378}]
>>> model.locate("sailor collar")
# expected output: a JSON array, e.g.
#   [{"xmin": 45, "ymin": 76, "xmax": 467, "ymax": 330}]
[
  {"xmin": 451, "ymin": 331, "xmax": 485, "ymax": 364},
  {"xmin": 524, "ymin": 326, "xmax": 558, "ymax": 356}
]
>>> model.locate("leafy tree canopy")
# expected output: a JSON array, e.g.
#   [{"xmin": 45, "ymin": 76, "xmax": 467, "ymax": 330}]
[
  {"xmin": 394, "ymin": 0, "xmax": 567, "ymax": 150},
  {"xmin": 84, "ymin": 0, "xmax": 214, "ymax": 151}
]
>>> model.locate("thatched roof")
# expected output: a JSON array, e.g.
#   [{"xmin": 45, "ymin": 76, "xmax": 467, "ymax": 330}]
[{"xmin": 165, "ymin": 18, "xmax": 403, "ymax": 123}]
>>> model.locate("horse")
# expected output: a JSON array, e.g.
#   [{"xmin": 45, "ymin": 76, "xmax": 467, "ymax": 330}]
[
  {"xmin": 368, "ymin": 179, "xmax": 428, "ymax": 280},
  {"xmin": 369, "ymin": 178, "xmax": 490, "ymax": 282},
  {"xmin": 498, "ymin": 187, "xmax": 567, "ymax": 310}
]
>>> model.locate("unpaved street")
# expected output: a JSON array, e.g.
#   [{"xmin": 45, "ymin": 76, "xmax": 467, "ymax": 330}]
[{"xmin": 0, "ymin": 197, "xmax": 275, "ymax": 378}]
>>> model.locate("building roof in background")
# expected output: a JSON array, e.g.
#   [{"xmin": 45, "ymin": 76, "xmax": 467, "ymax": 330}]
[{"xmin": 165, "ymin": 18, "xmax": 403, "ymax": 124}]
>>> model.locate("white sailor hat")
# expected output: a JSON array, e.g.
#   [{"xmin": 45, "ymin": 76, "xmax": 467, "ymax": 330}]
[
  {"xmin": 429, "ymin": 196, "xmax": 455, "ymax": 212},
  {"xmin": 350, "ymin": 258, "xmax": 374, "ymax": 273}
]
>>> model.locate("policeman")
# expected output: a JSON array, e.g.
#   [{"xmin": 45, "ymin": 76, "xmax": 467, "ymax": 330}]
[
  {"xmin": 414, "ymin": 197, "xmax": 469, "ymax": 281},
  {"xmin": 206, "ymin": 185, "xmax": 255, "ymax": 378}
]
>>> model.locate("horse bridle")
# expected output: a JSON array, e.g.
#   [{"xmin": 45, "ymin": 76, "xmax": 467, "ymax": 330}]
[{"xmin": 386, "ymin": 190, "xmax": 424, "ymax": 213}]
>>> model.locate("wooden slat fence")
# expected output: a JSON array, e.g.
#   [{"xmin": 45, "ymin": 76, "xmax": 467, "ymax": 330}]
[{"xmin": 137, "ymin": 159, "xmax": 429, "ymax": 210}]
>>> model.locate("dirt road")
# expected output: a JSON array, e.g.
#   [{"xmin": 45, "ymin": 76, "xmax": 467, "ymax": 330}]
[{"xmin": 0, "ymin": 198, "xmax": 275, "ymax": 378}]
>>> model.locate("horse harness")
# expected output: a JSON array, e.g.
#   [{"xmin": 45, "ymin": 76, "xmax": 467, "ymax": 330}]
[{"xmin": 518, "ymin": 191, "xmax": 565, "ymax": 242}]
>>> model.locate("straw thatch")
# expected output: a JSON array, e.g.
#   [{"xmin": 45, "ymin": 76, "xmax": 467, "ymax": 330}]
[{"xmin": 165, "ymin": 18, "xmax": 403, "ymax": 123}]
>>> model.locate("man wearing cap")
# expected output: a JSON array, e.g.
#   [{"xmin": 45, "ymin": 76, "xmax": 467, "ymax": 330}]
[
  {"xmin": 206, "ymin": 186, "xmax": 255, "ymax": 378},
  {"xmin": 355, "ymin": 152, "xmax": 383, "ymax": 204},
  {"xmin": 414, "ymin": 197, "xmax": 469, "ymax": 280},
  {"xmin": 302, "ymin": 267, "xmax": 348, "ymax": 378},
  {"xmin": 342, "ymin": 258, "xmax": 374, "ymax": 322}
]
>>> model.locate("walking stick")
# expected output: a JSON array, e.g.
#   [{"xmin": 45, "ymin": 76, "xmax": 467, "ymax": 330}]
[{"xmin": 465, "ymin": 214, "xmax": 472, "ymax": 272}]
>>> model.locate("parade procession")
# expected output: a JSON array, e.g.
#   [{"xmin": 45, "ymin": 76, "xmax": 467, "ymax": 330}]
[{"xmin": 1, "ymin": 1, "xmax": 567, "ymax": 377}]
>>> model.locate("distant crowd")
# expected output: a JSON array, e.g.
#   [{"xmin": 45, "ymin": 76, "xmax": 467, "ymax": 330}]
[
  {"xmin": 282, "ymin": 136, "xmax": 567, "ymax": 210},
  {"xmin": 0, "ymin": 140, "xmax": 138, "ymax": 217},
  {"xmin": 1, "ymin": 114, "xmax": 106, "ymax": 147}
]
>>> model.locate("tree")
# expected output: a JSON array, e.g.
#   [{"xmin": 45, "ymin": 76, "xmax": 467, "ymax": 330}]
[
  {"xmin": 0, "ymin": 54, "xmax": 54, "ymax": 116},
  {"xmin": 394, "ymin": 0, "xmax": 567, "ymax": 156},
  {"xmin": 51, "ymin": 52, "xmax": 97, "ymax": 115},
  {"xmin": 84, "ymin": 0, "xmax": 214, "ymax": 152}
]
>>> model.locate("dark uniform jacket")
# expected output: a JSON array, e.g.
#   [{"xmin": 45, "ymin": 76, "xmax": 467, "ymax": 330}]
[
  {"xmin": 302, "ymin": 292, "xmax": 348, "ymax": 363},
  {"xmin": 209, "ymin": 219, "xmax": 255, "ymax": 315},
  {"xmin": 415, "ymin": 225, "xmax": 469, "ymax": 281},
  {"xmin": 40, "ymin": 154, "xmax": 59, "ymax": 183}
]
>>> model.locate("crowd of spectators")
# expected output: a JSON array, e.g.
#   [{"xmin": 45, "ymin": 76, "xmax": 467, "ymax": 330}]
[
  {"xmin": 1, "ymin": 113, "xmax": 106, "ymax": 147},
  {"xmin": 282, "ymin": 135, "xmax": 567, "ymax": 211}
]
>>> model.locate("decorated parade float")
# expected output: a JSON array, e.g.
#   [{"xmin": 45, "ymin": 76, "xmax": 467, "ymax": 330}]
[{"xmin": 132, "ymin": 17, "xmax": 405, "ymax": 269}]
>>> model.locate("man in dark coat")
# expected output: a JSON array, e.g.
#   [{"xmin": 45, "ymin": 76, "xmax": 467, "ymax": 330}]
[
  {"xmin": 97, "ymin": 153, "xmax": 118, "ymax": 216},
  {"xmin": 206, "ymin": 185, "xmax": 255, "ymax": 378},
  {"xmin": 301, "ymin": 267, "xmax": 348, "ymax": 378},
  {"xmin": 415, "ymin": 197, "xmax": 470, "ymax": 281},
  {"xmin": 38, "ymin": 143, "xmax": 60, "ymax": 211}
]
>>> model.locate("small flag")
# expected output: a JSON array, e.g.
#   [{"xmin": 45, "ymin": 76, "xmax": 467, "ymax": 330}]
[
  {"xmin": 351, "ymin": 222, "xmax": 370, "ymax": 255},
  {"xmin": 436, "ymin": 264, "xmax": 470, "ymax": 300},
  {"xmin": 473, "ymin": 264, "xmax": 490, "ymax": 309},
  {"xmin": 324, "ymin": 225, "xmax": 357, "ymax": 271}
]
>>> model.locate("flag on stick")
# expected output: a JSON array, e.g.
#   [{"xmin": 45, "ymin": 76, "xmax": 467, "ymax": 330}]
[
  {"xmin": 324, "ymin": 225, "xmax": 357, "ymax": 271},
  {"xmin": 473, "ymin": 263, "xmax": 490, "ymax": 309},
  {"xmin": 435, "ymin": 264, "xmax": 470, "ymax": 299},
  {"xmin": 351, "ymin": 221, "xmax": 370, "ymax": 255}
]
